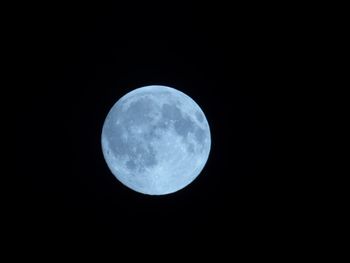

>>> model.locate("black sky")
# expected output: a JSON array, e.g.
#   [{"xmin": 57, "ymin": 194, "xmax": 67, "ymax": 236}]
[{"xmin": 17, "ymin": 2, "xmax": 287, "ymax": 242}]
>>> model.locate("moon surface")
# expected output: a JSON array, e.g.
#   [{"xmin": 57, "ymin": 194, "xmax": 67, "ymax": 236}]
[{"xmin": 101, "ymin": 85, "xmax": 211, "ymax": 195}]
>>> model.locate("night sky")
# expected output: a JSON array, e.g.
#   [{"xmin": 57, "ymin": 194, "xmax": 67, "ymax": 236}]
[{"xmin": 17, "ymin": 2, "xmax": 285, "ymax": 242}]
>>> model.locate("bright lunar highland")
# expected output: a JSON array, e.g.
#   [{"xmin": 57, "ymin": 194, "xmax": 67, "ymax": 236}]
[{"xmin": 101, "ymin": 85, "xmax": 211, "ymax": 195}]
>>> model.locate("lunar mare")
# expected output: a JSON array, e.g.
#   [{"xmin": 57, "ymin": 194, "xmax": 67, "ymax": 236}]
[{"xmin": 101, "ymin": 85, "xmax": 211, "ymax": 195}]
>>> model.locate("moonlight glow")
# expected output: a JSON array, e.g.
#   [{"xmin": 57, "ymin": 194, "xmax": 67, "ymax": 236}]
[{"xmin": 101, "ymin": 85, "xmax": 211, "ymax": 195}]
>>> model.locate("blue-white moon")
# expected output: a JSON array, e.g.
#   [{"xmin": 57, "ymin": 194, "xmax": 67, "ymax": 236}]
[{"xmin": 101, "ymin": 85, "xmax": 211, "ymax": 195}]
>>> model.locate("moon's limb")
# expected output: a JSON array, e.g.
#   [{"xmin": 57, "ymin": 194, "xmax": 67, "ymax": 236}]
[{"xmin": 101, "ymin": 85, "xmax": 211, "ymax": 195}]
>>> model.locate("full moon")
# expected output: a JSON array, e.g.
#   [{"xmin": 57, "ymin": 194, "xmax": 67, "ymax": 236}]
[{"xmin": 101, "ymin": 85, "xmax": 211, "ymax": 195}]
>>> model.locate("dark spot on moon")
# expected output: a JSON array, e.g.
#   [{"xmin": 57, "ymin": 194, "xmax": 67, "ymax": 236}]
[
  {"xmin": 124, "ymin": 143, "xmax": 158, "ymax": 173},
  {"xmin": 195, "ymin": 111, "xmax": 204, "ymax": 123},
  {"xmin": 161, "ymin": 103, "xmax": 195, "ymax": 138},
  {"xmin": 124, "ymin": 97, "xmax": 155, "ymax": 126},
  {"xmin": 161, "ymin": 103, "xmax": 182, "ymax": 121},
  {"xmin": 144, "ymin": 124, "xmax": 162, "ymax": 141},
  {"xmin": 195, "ymin": 128, "xmax": 206, "ymax": 144},
  {"xmin": 187, "ymin": 143, "xmax": 195, "ymax": 153},
  {"xmin": 161, "ymin": 102, "xmax": 207, "ymax": 154},
  {"xmin": 104, "ymin": 124, "xmax": 128, "ymax": 157},
  {"xmin": 144, "ymin": 145, "xmax": 157, "ymax": 167},
  {"xmin": 126, "ymin": 159, "xmax": 136, "ymax": 170},
  {"xmin": 174, "ymin": 117, "xmax": 194, "ymax": 138}
]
